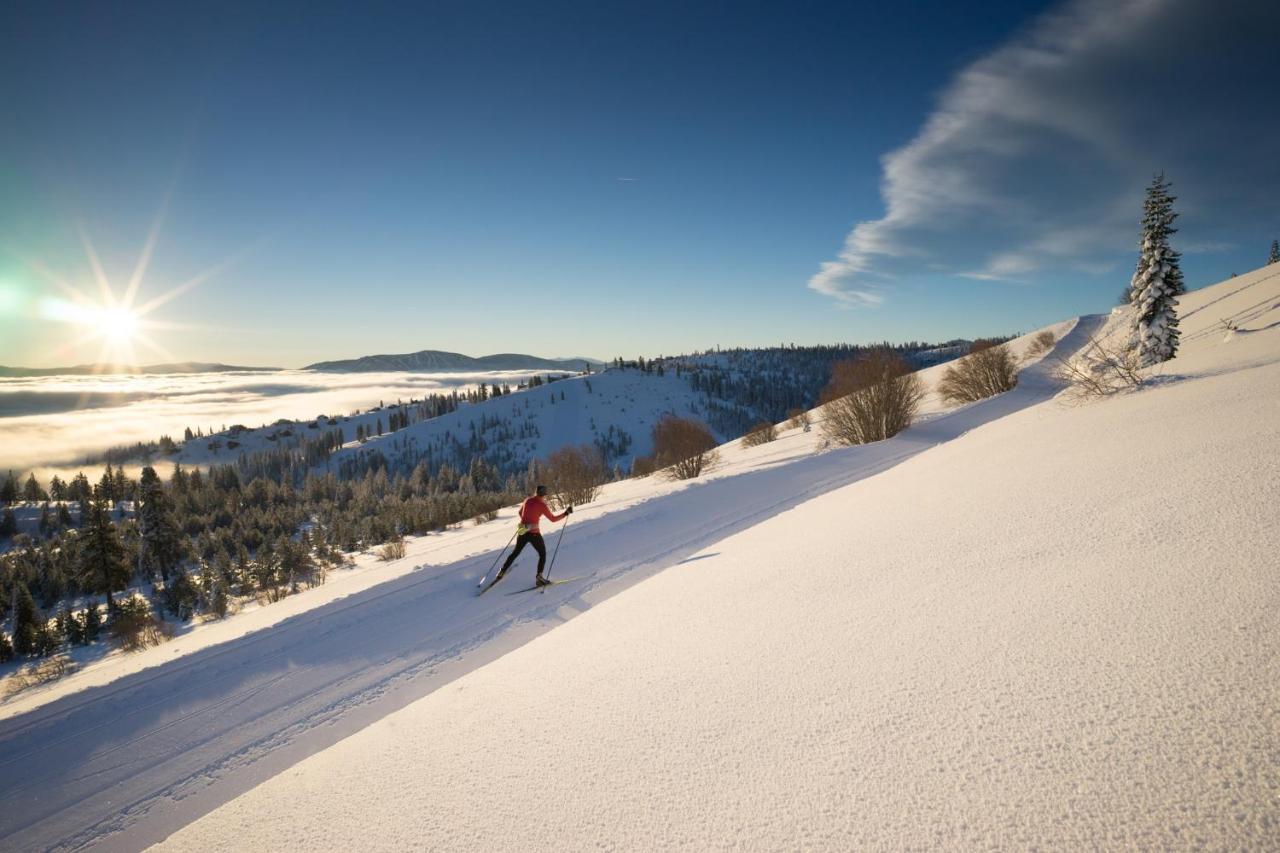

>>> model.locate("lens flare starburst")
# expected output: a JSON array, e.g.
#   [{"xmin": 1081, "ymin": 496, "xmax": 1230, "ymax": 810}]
[{"xmin": 4, "ymin": 197, "xmax": 234, "ymax": 373}]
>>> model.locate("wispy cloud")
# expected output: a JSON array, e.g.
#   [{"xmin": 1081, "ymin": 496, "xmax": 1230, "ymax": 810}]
[{"xmin": 811, "ymin": 0, "xmax": 1280, "ymax": 303}]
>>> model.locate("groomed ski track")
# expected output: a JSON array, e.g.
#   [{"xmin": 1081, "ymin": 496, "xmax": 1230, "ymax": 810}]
[{"xmin": 0, "ymin": 316, "xmax": 1101, "ymax": 851}]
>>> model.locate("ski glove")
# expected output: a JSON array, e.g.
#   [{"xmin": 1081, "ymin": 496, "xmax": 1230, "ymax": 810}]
[{"xmin": 566, "ymin": 506, "xmax": 574, "ymax": 515}]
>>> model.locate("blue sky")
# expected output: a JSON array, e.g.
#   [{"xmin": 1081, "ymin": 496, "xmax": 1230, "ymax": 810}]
[{"xmin": 1, "ymin": 0, "xmax": 1277, "ymax": 367}]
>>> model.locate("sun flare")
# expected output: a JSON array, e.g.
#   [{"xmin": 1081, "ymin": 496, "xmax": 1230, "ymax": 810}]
[
  {"xmin": 96, "ymin": 305, "xmax": 140, "ymax": 343},
  {"xmin": 12, "ymin": 210, "xmax": 227, "ymax": 372}
]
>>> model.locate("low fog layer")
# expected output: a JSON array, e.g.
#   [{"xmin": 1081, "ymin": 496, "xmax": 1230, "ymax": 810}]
[{"xmin": 0, "ymin": 369, "xmax": 546, "ymax": 474}]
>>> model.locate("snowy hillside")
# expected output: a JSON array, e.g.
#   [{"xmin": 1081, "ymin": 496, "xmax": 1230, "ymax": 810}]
[
  {"xmin": 329, "ymin": 368, "xmax": 725, "ymax": 478},
  {"xmin": 168, "ymin": 368, "xmax": 729, "ymax": 479},
  {"xmin": 152, "ymin": 264, "xmax": 1280, "ymax": 850},
  {"xmin": 1, "ymin": 266, "xmax": 1276, "ymax": 850}
]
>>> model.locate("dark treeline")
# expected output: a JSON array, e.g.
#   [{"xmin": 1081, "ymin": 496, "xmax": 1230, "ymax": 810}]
[
  {"xmin": 0, "ymin": 460, "xmax": 531, "ymax": 663},
  {"xmin": 607, "ymin": 340, "xmax": 996, "ymax": 437}
]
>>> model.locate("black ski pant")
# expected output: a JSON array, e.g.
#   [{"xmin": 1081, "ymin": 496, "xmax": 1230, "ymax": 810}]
[{"xmin": 501, "ymin": 531, "xmax": 547, "ymax": 576}]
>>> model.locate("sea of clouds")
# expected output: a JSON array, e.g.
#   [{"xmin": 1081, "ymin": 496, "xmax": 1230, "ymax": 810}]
[{"xmin": 0, "ymin": 368, "xmax": 544, "ymax": 478}]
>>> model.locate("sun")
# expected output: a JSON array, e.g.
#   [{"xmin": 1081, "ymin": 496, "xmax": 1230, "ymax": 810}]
[
  {"xmin": 17, "ymin": 209, "xmax": 234, "ymax": 370},
  {"xmin": 96, "ymin": 304, "xmax": 140, "ymax": 343},
  {"xmin": 12, "ymin": 186, "xmax": 256, "ymax": 372}
]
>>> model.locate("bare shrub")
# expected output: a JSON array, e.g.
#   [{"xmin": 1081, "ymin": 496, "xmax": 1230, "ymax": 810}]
[
  {"xmin": 472, "ymin": 509, "xmax": 499, "ymax": 525},
  {"xmin": 785, "ymin": 408, "xmax": 810, "ymax": 430},
  {"xmin": 741, "ymin": 422, "xmax": 777, "ymax": 447},
  {"xmin": 377, "ymin": 537, "xmax": 407, "ymax": 561},
  {"xmin": 109, "ymin": 596, "xmax": 173, "ymax": 653},
  {"xmin": 820, "ymin": 350, "xmax": 924, "ymax": 446},
  {"xmin": 1053, "ymin": 336, "xmax": 1145, "ymax": 400},
  {"xmin": 1025, "ymin": 330, "xmax": 1056, "ymax": 359},
  {"xmin": 937, "ymin": 343, "xmax": 1019, "ymax": 405},
  {"xmin": 651, "ymin": 415, "xmax": 719, "ymax": 480},
  {"xmin": 630, "ymin": 455, "xmax": 657, "ymax": 478},
  {"xmin": 544, "ymin": 444, "xmax": 609, "ymax": 506},
  {"xmin": 2, "ymin": 654, "xmax": 79, "ymax": 699}
]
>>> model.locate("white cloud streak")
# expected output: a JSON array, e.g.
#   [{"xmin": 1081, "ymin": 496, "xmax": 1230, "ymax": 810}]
[{"xmin": 811, "ymin": 0, "xmax": 1280, "ymax": 303}]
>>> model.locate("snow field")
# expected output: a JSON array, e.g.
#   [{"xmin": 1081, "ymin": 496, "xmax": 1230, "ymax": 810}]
[{"xmin": 155, "ymin": 268, "xmax": 1280, "ymax": 849}]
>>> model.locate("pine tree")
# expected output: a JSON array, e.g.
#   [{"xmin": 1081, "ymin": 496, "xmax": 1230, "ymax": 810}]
[
  {"xmin": 1269, "ymin": 239, "xmax": 1279, "ymax": 265},
  {"xmin": 0, "ymin": 631, "xmax": 13, "ymax": 662},
  {"xmin": 138, "ymin": 466, "xmax": 184, "ymax": 580},
  {"xmin": 82, "ymin": 602, "xmax": 103, "ymax": 641},
  {"xmin": 11, "ymin": 583, "xmax": 39, "ymax": 655},
  {"xmin": 34, "ymin": 617, "xmax": 62, "ymax": 656},
  {"xmin": 22, "ymin": 474, "xmax": 46, "ymax": 502},
  {"xmin": 0, "ymin": 508, "xmax": 15, "ymax": 538},
  {"xmin": 68, "ymin": 472, "xmax": 91, "ymax": 504},
  {"xmin": 78, "ymin": 492, "xmax": 131, "ymax": 614},
  {"xmin": 1128, "ymin": 173, "xmax": 1182, "ymax": 366},
  {"xmin": 65, "ymin": 604, "xmax": 86, "ymax": 646},
  {"xmin": 0, "ymin": 471, "xmax": 16, "ymax": 503}
]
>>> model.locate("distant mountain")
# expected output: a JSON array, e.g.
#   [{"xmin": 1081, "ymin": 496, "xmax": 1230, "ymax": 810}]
[
  {"xmin": 0, "ymin": 362, "xmax": 278, "ymax": 378},
  {"xmin": 304, "ymin": 350, "xmax": 601, "ymax": 373}
]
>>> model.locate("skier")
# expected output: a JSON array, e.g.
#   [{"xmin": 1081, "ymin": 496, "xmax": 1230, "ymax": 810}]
[{"xmin": 496, "ymin": 485, "xmax": 572, "ymax": 587}]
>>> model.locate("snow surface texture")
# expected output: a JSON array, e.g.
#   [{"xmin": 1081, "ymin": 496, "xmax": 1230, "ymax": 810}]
[
  {"xmin": 0, "ymin": 316, "xmax": 1082, "ymax": 849},
  {"xmin": 156, "ymin": 265, "xmax": 1280, "ymax": 851},
  {"xmin": 0, "ymin": 266, "xmax": 1275, "ymax": 851}
]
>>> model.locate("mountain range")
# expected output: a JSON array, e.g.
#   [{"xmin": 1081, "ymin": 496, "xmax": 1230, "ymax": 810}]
[{"xmin": 303, "ymin": 350, "xmax": 602, "ymax": 373}]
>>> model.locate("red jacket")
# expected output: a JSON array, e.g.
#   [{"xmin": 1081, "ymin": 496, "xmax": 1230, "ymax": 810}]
[{"xmin": 518, "ymin": 495, "xmax": 565, "ymax": 532}]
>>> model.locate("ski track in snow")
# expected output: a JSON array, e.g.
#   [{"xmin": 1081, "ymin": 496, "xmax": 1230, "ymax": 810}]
[{"xmin": 0, "ymin": 319, "xmax": 1105, "ymax": 851}]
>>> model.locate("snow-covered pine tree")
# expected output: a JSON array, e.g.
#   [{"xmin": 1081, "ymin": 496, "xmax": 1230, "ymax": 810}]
[
  {"xmin": 139, "ymin": 466, "xmax": 184, "ymax": 581},
  {"xmin": 11, "ymin": 582, "xmax": 39, "ymax": 655},
  {"xmin": 1269, "ymin": 239, "xmax": 1279, "ymax": 265},
  {"xmin": 79, "ymin": 491, "xmax": 130, "ymax": 614},
  {"xmin": 1128, "ymin": 173, "xmax": 1182, "ymax": 366}
]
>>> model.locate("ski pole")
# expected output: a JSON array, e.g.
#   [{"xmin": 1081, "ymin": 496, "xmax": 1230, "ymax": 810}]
[
  {"xmin": 480, "ymin": 530, "xmax": 517, "ymax": 587},
  {"xmin": 546, "ymin": 516, "xmax": 571, "ymax": 580}
]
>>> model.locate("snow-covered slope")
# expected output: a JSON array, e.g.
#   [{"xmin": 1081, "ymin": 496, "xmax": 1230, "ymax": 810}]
[
  {"xmin": 326, "ymin": 368, "xmax": 723, "ymax": 476},
  {"xmin": 155, "ymin": 264, "xmax": 1280, "ymax": 850},
  {"xmin": 171, "ymin": 368, "xmax": 721, "ymax": 475}
]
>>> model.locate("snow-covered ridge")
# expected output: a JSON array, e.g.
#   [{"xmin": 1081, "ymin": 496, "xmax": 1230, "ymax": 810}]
[{"xmin": 328, "ymin": 368, "xmax": 724, "ymax": 478}]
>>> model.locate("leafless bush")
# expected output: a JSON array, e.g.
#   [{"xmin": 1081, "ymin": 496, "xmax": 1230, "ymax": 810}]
[
  {"xmin": 2, "ymin": 654, "xmax": 79, "ymax": 698},
  {"xmin": 630, "ymin": 455, "xmax": 657, "ymax": 478},
  {"xmin": 651, "ymin": 415, "xmax": 719, "ymax": 480},
  {"xmin": 377, "ymin": 537, "xmax": 407, "ymax": 561},
  {"xmin": 741, "ymin": 421, "xmax": 777, "ymax": 447},
  {"xmin": 544, "ymin": 444, "xmax": 609, "ymax": 506},
  {"xmin": 472, "ymin": 509, "xmax": 499, "ymax": 525},
  {"xmin": 785, "ymin": 408, "xmax": 810, "ymax": 430},
  {"xmin": 937, "ymin": 343, "xmax": 1019, "ymax": 405},
  {"xmin": 1024, "ymin": 330, "xmax": 1056, "ymax": 359},
  {"xmin": 1053, "ymin": 336, "xmax": 1145, "ymax": 400},
  {"xmin": 109, "ymin": 596, "xmax": 174, "ymax": 653},
  {"xmin": 820, "ymin": 350, "xmax": 924, "ymax": 446}
]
